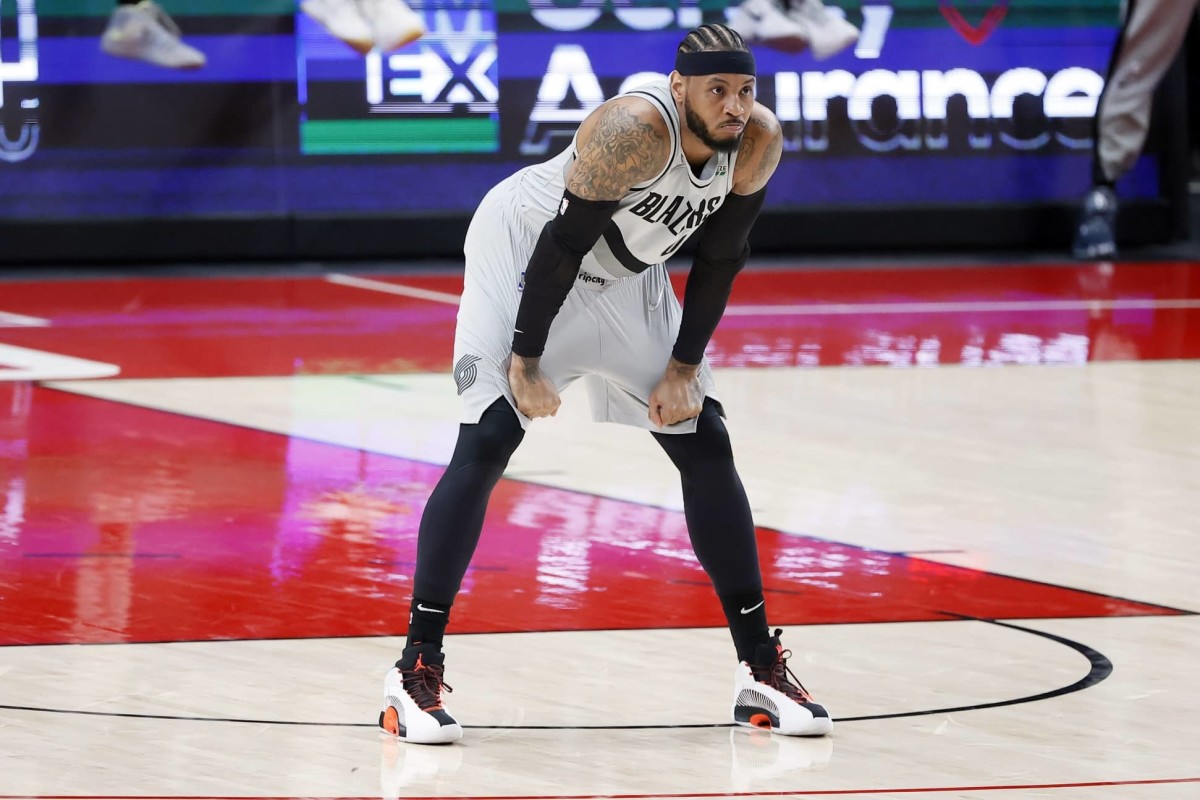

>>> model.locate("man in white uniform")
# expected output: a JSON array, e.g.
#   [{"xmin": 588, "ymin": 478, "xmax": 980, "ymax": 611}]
[{"xmin": 379, "ymin": 23, "xmax": 833, "ymax": 745}]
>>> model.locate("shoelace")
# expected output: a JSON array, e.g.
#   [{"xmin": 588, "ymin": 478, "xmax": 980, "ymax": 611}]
[
  {"xmin": 761, "ymin": 649, "xmax": 815, "ymax": 704},
  {"xmin": 401, "ymin": 660, "xmax": 453, "ymax": 711},
  {"xmin": 140, "ymin": 1, "xmax": 183, "ymax": 37}
]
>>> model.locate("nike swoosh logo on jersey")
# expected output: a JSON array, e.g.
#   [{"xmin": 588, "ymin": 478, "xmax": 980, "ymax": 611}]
[
  {"xmin": 740, "ymin": 601, "xmax": 765, "ymax": 614},
  {"xmin": 417, "ymin": 604, "xmax": 446, "ymax": 614}
]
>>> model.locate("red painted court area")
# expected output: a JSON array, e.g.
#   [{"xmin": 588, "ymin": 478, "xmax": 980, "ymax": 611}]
[
  {"xmin": 0, "ymin": 260, "xmax": 1197, "ymax": 378},
  {"xmin": 1, "ymin": 261, "xmax": 1196, "ymax": 647},
  {"xmin": 0, "ymin": 384, "xmax": 1182, "ymax": 647}
]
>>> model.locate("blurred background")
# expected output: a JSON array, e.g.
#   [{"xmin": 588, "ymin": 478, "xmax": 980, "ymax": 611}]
[{"xmin": 0, "ymin": 0, "xmax": 1195, "ymax": 266}]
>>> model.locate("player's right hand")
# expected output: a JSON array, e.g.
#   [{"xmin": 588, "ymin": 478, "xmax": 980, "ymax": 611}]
[{"xmin": 508, "ymin": 354, "xmax": 561, "ymax": 418}]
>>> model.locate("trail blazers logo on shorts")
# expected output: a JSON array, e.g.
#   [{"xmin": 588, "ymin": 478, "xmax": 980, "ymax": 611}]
[{"xmin": 454, "ymin": 354, "xmax": 483, "ymax": 395}]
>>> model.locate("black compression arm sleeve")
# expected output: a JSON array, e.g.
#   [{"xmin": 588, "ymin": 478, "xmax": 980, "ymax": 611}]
[
  {"xmin": 511, "ymin": 189, "xmax": 619, "ymax": 358},
  {"xmin": 672, "ymin": 188, "xmax": 767, "ymax": 365}
]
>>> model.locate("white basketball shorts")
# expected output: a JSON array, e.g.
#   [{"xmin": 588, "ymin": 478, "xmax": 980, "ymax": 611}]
[{"xmin": 453, "ymin": 172, "xmax": 720, "ymax": 434}]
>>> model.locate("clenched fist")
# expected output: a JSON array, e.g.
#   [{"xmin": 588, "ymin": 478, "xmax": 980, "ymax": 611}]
[
  {"xmin": 648, "ymin": 357, "xmax": 703, "ymax": 427},
  {"xmin": 508, "ymin": 354, "xmax": 561, "ymax": 418}
]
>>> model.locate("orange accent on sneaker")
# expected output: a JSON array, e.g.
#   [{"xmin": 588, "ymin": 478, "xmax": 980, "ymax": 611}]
[
  {"xmin": 404, "ymin": 654, "xmax": 449, "ymax": 711},
  {"xmin": 750, "ymin": 713, "xmax": 773, "ymax": 729},
  {"xmin": 756, "ymin": 647, "xmax": 817, "ymax": 704},
  {"xmin": 382, "ymin": 705, "xmax": 400, "ymax": 736}
]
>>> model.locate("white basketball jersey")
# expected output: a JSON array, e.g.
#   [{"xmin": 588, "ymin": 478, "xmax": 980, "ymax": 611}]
[{"xmin": 517, "ymin": 78, "xmax": 738, "ymax": 280}]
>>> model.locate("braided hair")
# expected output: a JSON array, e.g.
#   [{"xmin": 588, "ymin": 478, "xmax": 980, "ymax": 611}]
[{"xmin": 676, "ymin": 23, "xmax": 750, "ymax": 55}]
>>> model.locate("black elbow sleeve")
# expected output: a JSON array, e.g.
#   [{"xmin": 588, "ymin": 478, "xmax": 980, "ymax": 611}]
[
  {"xmin": 511, "ymin": 190, "xmax": 619, "ymax": 358},
  {"xmin": 670, "ymin": 188, "xmax": 766, "ymax": 365},
  {"xmin": 671, "ymin": 256, "xmax": 744, "ymax": 366},
  {"xmin": 694, "ymin": 187, "xmax": 766, "ymax": 268}
]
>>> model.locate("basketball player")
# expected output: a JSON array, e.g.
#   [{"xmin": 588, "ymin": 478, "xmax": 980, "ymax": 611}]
[{"xmin": 379, "ymin": 23, "xmax": 832, "ymax": 745}]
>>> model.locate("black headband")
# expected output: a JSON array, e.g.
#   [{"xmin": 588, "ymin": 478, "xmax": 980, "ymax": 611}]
[{"xmin": 674, "ymin": 50, "xmax": 756, "ymax": 77}]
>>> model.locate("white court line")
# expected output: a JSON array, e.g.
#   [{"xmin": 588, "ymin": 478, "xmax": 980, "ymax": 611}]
[
  {"xmin": 721, "ymin": 298, "xmax": 1200, "ymax": 316},
  {"xmin": 325, "ymin": 274, "xmax": 1200, "ymax": 317},
  {"xmin": 325, "ymin": 273, "xmax": 461, "ymax": 305},
  {"xmin": 0, "ymin": 344, "xmax": 119, "ymax": 382},
  {"xmin": 0, "ymin": 310, "xmax": 49, "ymax": 327}
]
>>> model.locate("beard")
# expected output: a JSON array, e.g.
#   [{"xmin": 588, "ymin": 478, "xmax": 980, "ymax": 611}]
[{"xmin": 683, "ymin": 96, "xmax": 743, "ymax": 154}]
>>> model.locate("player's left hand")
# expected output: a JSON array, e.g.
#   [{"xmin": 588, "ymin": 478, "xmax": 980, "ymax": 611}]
[
  {"xmin": 509, "ymin": 353, "xmax": 561, "ymax": 419},
  {"xmin": 648, "ymin": 358, "xmax": 704, "ymax": 427}
]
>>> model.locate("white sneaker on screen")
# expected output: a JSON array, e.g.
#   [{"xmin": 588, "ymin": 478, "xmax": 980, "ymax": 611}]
[
  {"xmin": 360, "ymin": 0, "xmax": 426, "ymax": 53},
  {"xmin": 787, "ymin": 0, "xmax": 859, "ymax": 60},
  {"xmin": 301, "ymin": 0, "xmax": 375, "ymax": 54},
  {"xmin": 727, "ymin": 0, "xmax": 811, "ymax": 53},
  {"xmin": 100, "ymin": 1, "xmax": 206, "ymax": 70}
]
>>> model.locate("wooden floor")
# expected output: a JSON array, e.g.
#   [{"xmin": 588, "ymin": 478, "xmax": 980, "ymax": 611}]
[{"xmin": 0, "ymin": 259, "xmax": 1198, "ymax": 799}]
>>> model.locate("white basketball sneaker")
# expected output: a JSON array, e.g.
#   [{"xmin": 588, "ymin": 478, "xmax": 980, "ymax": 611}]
[
  {"xmin": 379, "ymin": 644, "xmax": 463, "ymax": 744},
  {"xmin": 786, "ymin": 0, "xmax": 859, "ymax": 60},
  {"xmin": 732, "ymin": 629, "xmax": 832, "ymax": 736},
  {"xmin": 727, "ymin": 0, "xmax": 811, "ymax": 53},
  {"xmin": 301, "ymin": 0, "xmax": 375, "ymax": 54},
  {"xmin": 100, "ymin": 1, "xmax": 206, "ymax": 70},
  {"xmin": 359, "ymin": 0, "xmax": 426, "ymax": 53}
]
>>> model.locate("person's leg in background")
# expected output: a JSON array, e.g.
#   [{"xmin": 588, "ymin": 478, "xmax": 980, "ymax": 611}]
[
  {"xmin": 1074, "ymin": 0, "xmax": 1200, "ymax": 259},
  {"xmin": 100, "ymin": 1, "xmax": 207, "ymax": 69},
  {"xmin": 1187, "ymin": 15, "xmax": 1200, "ymax": 181}
]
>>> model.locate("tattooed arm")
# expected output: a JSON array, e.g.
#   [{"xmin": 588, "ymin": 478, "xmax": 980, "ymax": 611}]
[
  {"xmin": 731, "ymin": 102, "xmax": 783, "ymax": 195},
  {"xmin": 508, "ymin": 97, "xmax": 670, "ymax": 419},
  {"xmin": 566, "ymin": 97, "xmax": 673, "ymax": 200}
]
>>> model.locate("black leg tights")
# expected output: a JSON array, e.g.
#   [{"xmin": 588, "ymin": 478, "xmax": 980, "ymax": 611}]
[
  {"xmin": 408, "ymin": 396, "xmax": 767, "ymax": 660},
  {"xmin": 413, "ymin": 398, "xmax": 524, "ymax": 605},
  {"xmin": 652, "ymin": 399, "xmax": 770, "ymax": 662}
]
